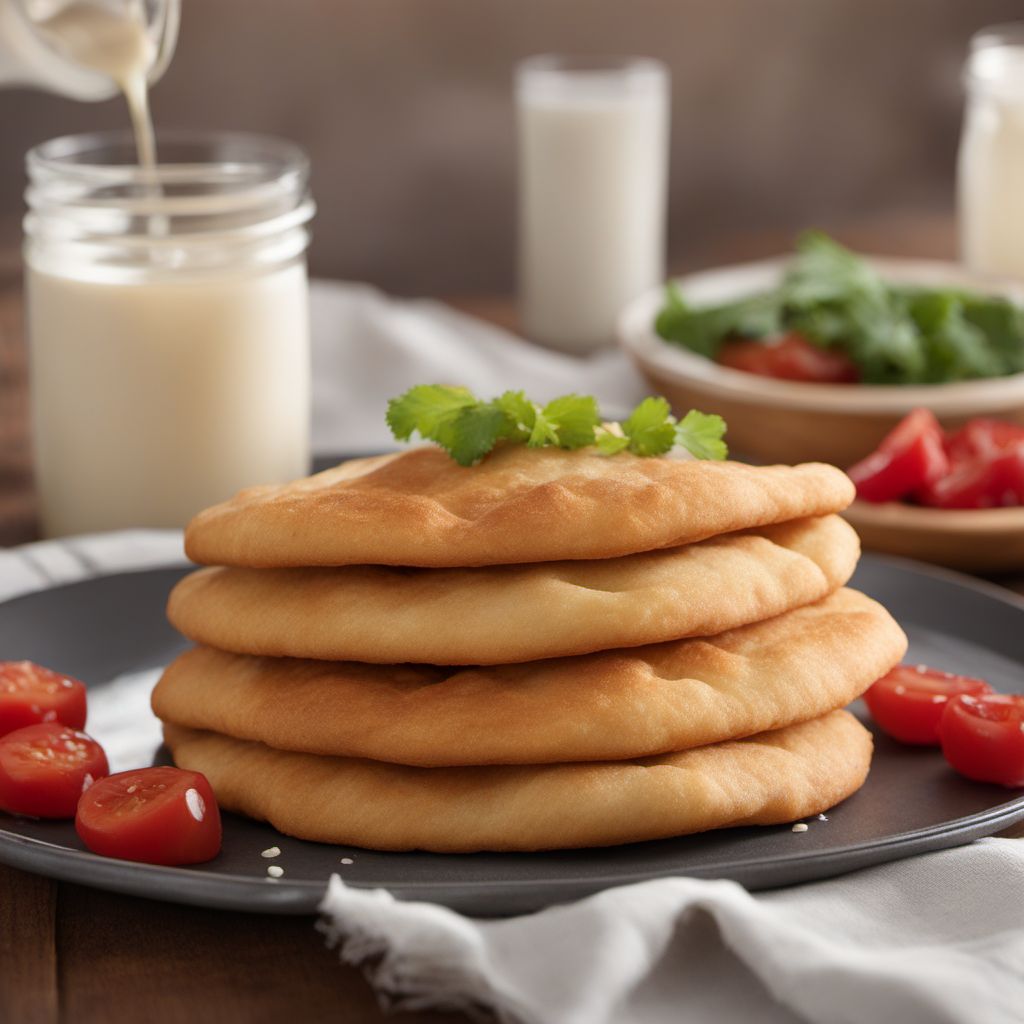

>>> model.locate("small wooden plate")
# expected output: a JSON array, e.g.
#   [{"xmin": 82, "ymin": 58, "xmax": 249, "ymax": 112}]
[{"xmin": 844, "ymin": 500, "xmax": 1024, "ymax": 573}]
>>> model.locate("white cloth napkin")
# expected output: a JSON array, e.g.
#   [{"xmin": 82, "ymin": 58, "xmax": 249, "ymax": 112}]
[
  {"xmin": 309, "ymin": 280, "xmax": 648, "ymax": 455},
  {"xmin": 319, "ymin": 840, "xmax": 1024, "ymax": 1024},
  {"xmin": 4, "ymin": 285, "xmax": 1023, "ymax": 1024}
]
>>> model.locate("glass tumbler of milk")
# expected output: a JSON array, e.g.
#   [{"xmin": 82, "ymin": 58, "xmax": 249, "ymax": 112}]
[
  {"xmin": 24, "ymin": 130, "xmax": 314, "ymax": 537},
  {"xmin": 959, "ymin": 25, "xmax": 1024, "ymax": 279},
  {"xmin": 517, "ymin": 55, "xmax": 669, "ymax": 353}
]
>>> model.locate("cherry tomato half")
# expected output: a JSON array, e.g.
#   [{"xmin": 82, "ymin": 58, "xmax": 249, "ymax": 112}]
[
  {"xmin": 0, "ymin": 723, "xmax": 109, "ymax": 818},
  {"xmin": 717, "ymin": 332, "xmax": 860, "ymax": 383},
  {"xmin": 946, "ymin": 418, "xmax": 1024, "ymax": 462},
  {"xmin": 939, "ymin": 693, "xmax": 1024, "ymax": 788},
  {"xmin": 918, "ymin": 442, "xmax": 1024, "ymax": 509},
  {"xmin": 862, "ymin": 664, "xmax": 994, "ymax": 745},
  {"xmin": 76, "ymin": 766, "xmax": 222, "ymax": 865},
  {"xmin": 0, "ymin": 661, "xmax": 87, "ymax": 738},
  {"xmin": 847, "ymin": 408, "xmax": 950, "ymax": 503}
]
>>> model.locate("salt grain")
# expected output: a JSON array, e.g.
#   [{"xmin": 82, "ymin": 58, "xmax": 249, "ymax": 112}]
[
  {"xmin": 817, "ymin": 813, "xmax": 829, "ymax": 822},
  {"xmin": 267, "ymin": 865, "xmax": 284, "ymax": 878},
  {"xmin": 261, "ymin": 846, "xmax": 281, "ymax": 859},
  {"xmin": 340, "ymin": 857, "xmax": 354, "ymax": 865}
]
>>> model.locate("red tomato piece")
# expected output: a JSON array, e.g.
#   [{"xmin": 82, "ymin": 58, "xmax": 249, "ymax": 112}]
[
  {"xmin": 0, "ymin": 723, "xmax": 108, "ymax": 818},
  {"xmin": 863, "ymin": 664, "xmax": 994, "ymax": 745},
  {"xmin": 847, "ymin": 408, "xmax": 950, "ymax": 503},
  {"xmin": 939, "ymin": 693, "xmax": 1024, "ymax": 787},
  {"xmin": 918, "ymin": 443, "xmax": 1024, "ymax": 509},
  {"xmin": 946, "ymin": 418, "xmax": 1024, "ymax": 462},
  {"xmin": 717, "ymin": 332, "xmax": 860, "ymax": 383},
  {"xmin": 0, "ymin": 661, "xmax": 87, "ymax": 738},
  {"xmin": 76, "ymin": 766, "xmax": 222, "ymax": 865}
]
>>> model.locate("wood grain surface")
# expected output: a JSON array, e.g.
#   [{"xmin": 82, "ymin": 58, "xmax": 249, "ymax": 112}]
[
  {"xmin": 0, "ymin": 861, "xmax": 482, "ymax": 1024},
  {"xmin": 1, "ymin": 231, "xmax": 1021, "ymax": 1022}
]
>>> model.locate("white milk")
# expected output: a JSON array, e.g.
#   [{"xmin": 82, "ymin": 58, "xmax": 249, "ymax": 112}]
[
  {"xmin": 35, "ymin": 0, "xmax": 158, "ymax": 166},
  {"xmin": 27, "ymin": 263, "xmax": 310, "ymax": 536},
  {"xmin": 517, "ymin": 56, "xmax": 669, "ymax": 353},
  {"xmin": 959, "ymin": 30, "xmax": 1024, "ymax": 279}
]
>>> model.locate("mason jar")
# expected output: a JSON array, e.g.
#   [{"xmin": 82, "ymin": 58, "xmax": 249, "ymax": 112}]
[
  {"xmin": 24, "ymin": 130, "xmax": 314, "ymax": 537},
  {"xmin": 958, "ymin": 25, "xmax": 1024, "ymax": 279}
]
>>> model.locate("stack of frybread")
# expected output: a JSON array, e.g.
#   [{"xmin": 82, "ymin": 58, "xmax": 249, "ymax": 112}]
[{"xmin": 153, "ymin": 445, "xmax": 908, "ymax": 852}]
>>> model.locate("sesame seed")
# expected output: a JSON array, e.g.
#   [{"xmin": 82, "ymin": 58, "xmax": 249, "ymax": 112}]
[
  {"xmin": 817, "ymin": 813, "xmax": 829, "ymax": 822},
  {"xmin": 791, "ymin": 823, "xmax": 809, "ymax": 833},
  {"xmin": 340, "ymin": 857, "xmax": 354, "ymax": 865},
  {"xmin": 184, "ymin": 788, "xmax": 206, "ymax": 822},
  {"xmin": 261, "ymin": 847, "xmax": 281, "ymax": 859},
  {"xmin": 267, "ymin": 865, "xmax": 284, "ymax": 878}
]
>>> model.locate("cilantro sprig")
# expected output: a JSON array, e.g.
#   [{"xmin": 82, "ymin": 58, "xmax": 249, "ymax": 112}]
[{"xmin": 387, "ymin": 386, "xmax": 728, "ymax": 466}]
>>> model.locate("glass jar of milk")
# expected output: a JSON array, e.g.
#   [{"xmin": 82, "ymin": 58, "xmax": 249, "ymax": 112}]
[
  {"xmin": 24, "ymin": 130, "xmax": 314, "ymax": 537},
  {"xmin": 959, "ymin": 25, "xmax": 1024, "ymax": 279}
]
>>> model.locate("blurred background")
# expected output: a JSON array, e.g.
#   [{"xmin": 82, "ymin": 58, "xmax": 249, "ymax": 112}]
[
  {"xmin": 0, "ymin": 0, "xmax": 1018, "ymax": 294},
  {"xmin": 3, "ymin": 0, "xmax": 1023, "ymax": 545}
]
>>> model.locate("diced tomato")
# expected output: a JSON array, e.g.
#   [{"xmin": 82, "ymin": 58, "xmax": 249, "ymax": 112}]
[
  {"xmin": 847, "ymin": 408, "xmax": 950, "ymax": 503},
  {"xmin": 918, "ymin": 444, "xmax": 1024, "ymax": 509},
  {"xmin": 947, "ymin": 418, "xmax": 1024, "ymax": 462},
  {"xmin": 863, "ymin": 664, "xmax": 994, "ymax": 745},
  {"xmin": 76, "ymin": 766, "xmax": 221, "ymax": 865},
  {"xmin": 939, "ymin": 693, "xmax": 1024, "ymax": 787},
  {"xmin": 717, "ymin": 332, "xmax": 860, "ymax": 383},
  {"xmin": 0, "ymin": 723, "xmax": 108, "ymax": 818},
  {"xmin": 0, "ymin": 661, "xmax": 87, "ymax": 738}
]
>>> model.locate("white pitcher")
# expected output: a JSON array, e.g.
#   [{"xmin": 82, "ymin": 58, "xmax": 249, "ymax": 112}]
[{"xmin": 0, "ymin": 0, "xmax": 177, "ymax": 99}]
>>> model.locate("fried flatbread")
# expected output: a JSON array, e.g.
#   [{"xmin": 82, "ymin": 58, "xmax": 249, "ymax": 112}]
[
  {"xmin": 168, "ymin": 515, "xmax": 859, "ymax": 665},
  {"xmin": 163, "ymin": 710, "xmax": 872, "ymax": 852},
  {"xmin": 154, "ymin": 589, "xmax": 903, "ymax": 765},
  {"xmin": 183, "ymin": 446, "xmax": 854, "ymax": 568}
]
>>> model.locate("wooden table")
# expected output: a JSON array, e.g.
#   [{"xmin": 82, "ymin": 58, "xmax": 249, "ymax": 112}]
[{"xmin": 2, "ymin": 221, "xmax": 1022, "ymax": 1022}]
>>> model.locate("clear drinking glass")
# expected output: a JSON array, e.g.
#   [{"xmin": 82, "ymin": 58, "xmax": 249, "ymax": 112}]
[
  {"xmin": 517, "ymin": 55, "xmax": 670, "ymax": 353},
  {"xmin": 958, "ymin": 24, "xmax": 1024, "ymax": 279},
  {"xmin": 24, "ymin": 130, "xmax": 315, "ymax": 536}
]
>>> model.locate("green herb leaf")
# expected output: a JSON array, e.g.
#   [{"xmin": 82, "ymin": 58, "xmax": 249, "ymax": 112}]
[
  {"xmin": 595, "ymin": 432, "xmax": 631, "ymax": 455},
  {"xmin": 433, "ymin": 403, "xmax": 510, "ymax": 467},
  {"xmin": 492, "ymin": 390, "xmax": 535, "ymax": 441},
  {"xmin": 621, "ymin": 396, "xmax": 677, "ymax": 456},
  {"xmin": 541, "ymin": 394, "xmax": 601, "ymax": 449},
  {"xmin": 675, "ymin": 410, "xmax": 729, "ymax": 460},
  {"xmin": 386, "ymin": 385, "xmax": 477, "ymax": 440}
]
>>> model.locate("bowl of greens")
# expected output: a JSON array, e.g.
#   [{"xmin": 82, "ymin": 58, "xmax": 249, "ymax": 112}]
[{"xmin": 618, "ymin": 233, "xmax": 1024, "ymax": 465}]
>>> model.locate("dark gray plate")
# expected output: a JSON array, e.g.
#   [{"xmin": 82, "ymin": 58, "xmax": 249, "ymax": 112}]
[{"xmin": 0, "ymin": 556, "xmax": 1023, "ymax": 917}]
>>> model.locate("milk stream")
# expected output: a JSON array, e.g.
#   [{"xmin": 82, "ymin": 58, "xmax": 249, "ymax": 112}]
[{"xmin": 35, "ymin": 0, "xmax": 157, "ymax": 167}]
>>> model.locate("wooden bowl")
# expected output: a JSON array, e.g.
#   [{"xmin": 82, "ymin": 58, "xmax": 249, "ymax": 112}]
[
  {"xmin": 843, "ymin": 500, "xmax": 1024, "ymax": 573},
  {"xmin": 618, "ymin": 257, "xmax": 1024, "ymax": 467}
]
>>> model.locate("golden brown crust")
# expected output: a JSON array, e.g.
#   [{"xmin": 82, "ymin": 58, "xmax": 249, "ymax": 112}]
[
  {"xmin": 154, "ymin": 589, "xmax": 904, "ymax": 765},
  {"xmin": 183, "ymin": 446, "xmax": 855, "ymax": 568},
  {"xmin": 167, "ymin": 515, "xmax": 860, "ymax": 665},
  {"xmin": 163, "ymin": 710, "xmax": 873, "ymax": 852}
]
